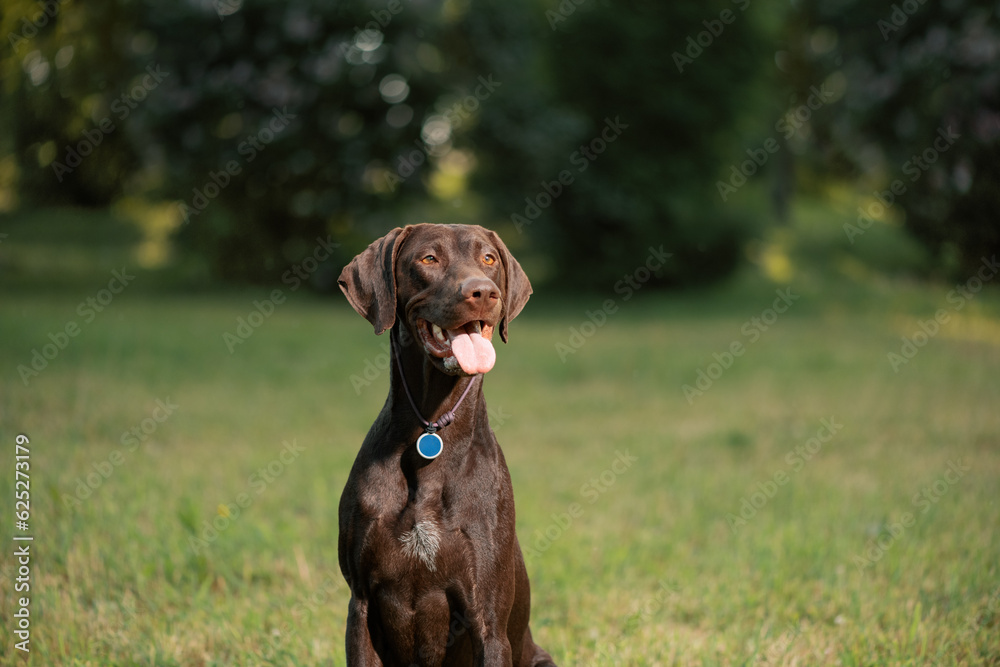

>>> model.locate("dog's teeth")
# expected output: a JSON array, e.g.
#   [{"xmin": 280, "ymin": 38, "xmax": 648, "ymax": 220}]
[
  {"xmin": 472, "ymin": 321, "xmax": 482, "ymax": 334},
  {"xmin": 432, "ymin": 324, "xmax": 446, "ymax": 342}
]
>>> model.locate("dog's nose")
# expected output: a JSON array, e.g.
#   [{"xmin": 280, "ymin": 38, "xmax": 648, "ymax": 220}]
[{"xmin": 461, "ymin": 278, "xmax": 500, "ymax": 308}]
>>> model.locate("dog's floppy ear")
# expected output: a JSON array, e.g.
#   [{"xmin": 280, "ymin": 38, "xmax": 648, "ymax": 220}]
[
  {"xmin": 486, "ymin": 229, "xmax": 532, "ymax": 343},
  {"xmin": 338, "ymin": 226, "xmax": 412, "ymax": 335}
]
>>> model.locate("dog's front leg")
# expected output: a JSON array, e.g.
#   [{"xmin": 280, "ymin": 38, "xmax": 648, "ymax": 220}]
[
  {"xmin": 473, "ymin": 630, "xmax": 514, "ymax": 667},
  {"xmin": 346, "ymin": 596, "xmax": 382, "ymax": 666}
]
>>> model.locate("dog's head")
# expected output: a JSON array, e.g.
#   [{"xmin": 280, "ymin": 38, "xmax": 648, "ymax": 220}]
[{"xmin": 338, "ymin": 223, "xmax": 532, "ymax": 376}]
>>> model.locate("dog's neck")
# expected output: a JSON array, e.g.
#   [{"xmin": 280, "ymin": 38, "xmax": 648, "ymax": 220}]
[{"xmin": 389, "ymin": 323, "xmax": 485, "ymax": 446}]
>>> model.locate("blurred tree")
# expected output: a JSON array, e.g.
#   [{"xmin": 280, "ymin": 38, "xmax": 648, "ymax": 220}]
[
  {"xmin": 467, "ymin": 0, "xmax": 778, "ymax": 288},
  {"xmin": 4, "ymin": 0, "xmax": 480, "ymax": 285},
  {"xmin": 3, "ymin": 0, "xmax": 780, "ymax": 289},
  {"xmin": 2, "ymin": 0, "xmax": 143, "ymax": 206},
  {"xmin": 786, "ymin": 0, "xmax": 1000, "ymax": 277},
  {"xmin": 130, "ymin": 0, "xmax": 473, "ymax": 284}
]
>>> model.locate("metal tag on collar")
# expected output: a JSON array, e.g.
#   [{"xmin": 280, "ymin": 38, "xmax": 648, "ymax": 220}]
[{"xmin": 416, "ymin": 430, "xmax": 443, "ymax": 459}]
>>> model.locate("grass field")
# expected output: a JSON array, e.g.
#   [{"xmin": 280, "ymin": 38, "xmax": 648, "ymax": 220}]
[{"xmin": 1, "ymin": 211, "xmax": 1000, "ymax": 665}]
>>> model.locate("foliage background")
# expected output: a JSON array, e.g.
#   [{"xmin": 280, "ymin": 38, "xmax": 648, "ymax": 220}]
[{"xmin": 3, "ymin": 0, "xmax": 996, "ymax": 287}]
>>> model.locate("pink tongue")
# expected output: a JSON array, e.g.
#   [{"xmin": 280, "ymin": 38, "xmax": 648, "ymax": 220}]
[{"xmin": 450, "ymin": 331, "xmax": 496, "ymax": 374}]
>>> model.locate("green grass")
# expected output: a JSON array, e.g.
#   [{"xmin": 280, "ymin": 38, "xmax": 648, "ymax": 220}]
[{"xmin": 1, "ymin": 211, "xmax": 999, "ymax": 665}]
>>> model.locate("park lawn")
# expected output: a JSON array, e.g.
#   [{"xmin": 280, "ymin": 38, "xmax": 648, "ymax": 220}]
[{"xmin": 1, "ymin": 266, "xmax": 999, "ymax": 666}]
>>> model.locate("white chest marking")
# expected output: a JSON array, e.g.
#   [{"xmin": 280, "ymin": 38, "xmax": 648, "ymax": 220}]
[{"xmin": 399, "ymin": 520, "xmax": 441, "ymax": 571}]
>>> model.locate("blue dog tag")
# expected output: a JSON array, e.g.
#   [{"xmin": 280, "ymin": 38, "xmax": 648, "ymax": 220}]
[{"xmin": 416, "ymin": 432, "xmax": 443, "ymax": 460}]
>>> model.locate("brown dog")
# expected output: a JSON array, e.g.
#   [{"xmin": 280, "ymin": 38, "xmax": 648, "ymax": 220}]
[{"xmin": 337, "ymin": 223, "xmax": 555, "ymax": 666}]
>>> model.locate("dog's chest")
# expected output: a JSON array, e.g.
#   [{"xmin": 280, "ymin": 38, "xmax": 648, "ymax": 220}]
[
  {"xmin": 398, "ymin": 519, "xmax": 443, "ymax": 571},
  {"xmin": 359, "ymin": 513, "xmax": 467, "ymax": 585},
  {"xmin": 354, "ymin": 478, "xmax": 454, "ymax": 577},
  {"xmin": 350, "ymin": 452, "xmax": 504, "ymax": 584}
]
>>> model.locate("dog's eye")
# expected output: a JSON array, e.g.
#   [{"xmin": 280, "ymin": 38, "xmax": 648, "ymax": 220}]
[
  {"xmin": 421, "ymin": 255, "xmax": 436, "ymax": 264},
  {"xmin": 483, "ymin": 253, "xmax": 497, "ymax": 266}
]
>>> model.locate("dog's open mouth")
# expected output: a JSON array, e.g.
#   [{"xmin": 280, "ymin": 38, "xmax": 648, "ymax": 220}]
[{"xmin": 416, "ymin": 318, "xmax": 496, "ymax": 375}]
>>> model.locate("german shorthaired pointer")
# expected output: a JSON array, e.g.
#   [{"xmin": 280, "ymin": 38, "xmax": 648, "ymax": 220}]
[{"xmin": 337, "ymin": 223, "xmax": 555, "ymax": 666}]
